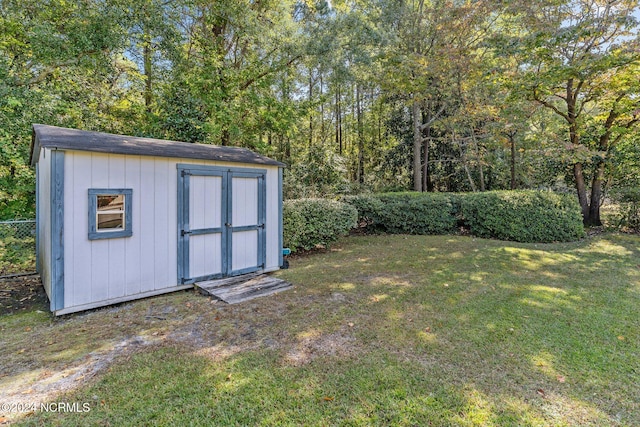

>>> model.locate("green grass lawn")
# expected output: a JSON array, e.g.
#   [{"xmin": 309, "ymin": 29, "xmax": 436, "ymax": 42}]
[{"xmin": 4, "ymin": 233, "xmax": 640, "ymax": 426}]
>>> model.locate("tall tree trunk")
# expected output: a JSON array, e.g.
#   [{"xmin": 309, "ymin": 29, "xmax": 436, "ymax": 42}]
[
  {"xmin": 573, "ymin": 163, "xmax": 590, "ymax": 221},
  {"xmin": 308, "ymin": 72, "xmax": 313, "ymax": 146},
  {"xmin": 567, "ymin": 80, "xmax": 592, "ymax": 223},
  {"xmin": 285, "ymin": 137, "xmax": 291, "ymax": 162},
  {"xmin": 422, "ymin": 130, "xmax": 429, "ymax": 192},
  {"xmin": 471, "ymin": 132, "xmax": 485, "ymax": 191},
  {"xmin": 335, "ymin": 85, "xmax": 342, "ymax": 154},
  {"xmin": 320, "ymin": 74, "xmax": 325, "ymax": 142},
  {"xmin": 587, "ymin": 161, "xmax": 605, "ymax": 226},
  {"xmin": 509, "ymin": 133, "xmax": 516, "ymax": 190},
  {"xmin": 356, "ymin": 84, "xmax": 364, "ymax": 184},
  {"xmin": 456, "ymin": 132, "xmax": 477, "ymax": 192},
  {"xmin": 412, "ymin": 98, "xmax": 422, "ymax": 192},
  {"xmin": 221, "ymin": 128, "xmax": 230, "ymax": 146},
  {"xmin": 143, "ymin": 29, "xmax": 153, "ymax": 112}
]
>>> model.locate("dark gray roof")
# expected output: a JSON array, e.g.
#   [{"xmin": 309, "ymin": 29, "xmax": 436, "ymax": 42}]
[{"xmin": 30, "ymin": 124, "xmax": 285, "ymax": 167}]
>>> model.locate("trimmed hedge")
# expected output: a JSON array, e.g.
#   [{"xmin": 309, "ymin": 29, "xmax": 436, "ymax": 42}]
[
  {"xmin": 342, "ymin": 192, "xmax": 458, "ymax": 235},
  {"xmin": 375, "ymin": 192, "xmax": 458, "ymax": 234},
  {"xmin": 343, "ymin": 191, "xmax": 584, "ymax": 243},
  {"xmin": 341, "ymin": 193, "xmax": 457, "ymax": 234},
  {"xmin": 283, "ymin": 198, "xmax": 357, "ymax": 251},
  {"xmin": 459, "ymin": 190, "xmax": 585, "ymax": 242}
]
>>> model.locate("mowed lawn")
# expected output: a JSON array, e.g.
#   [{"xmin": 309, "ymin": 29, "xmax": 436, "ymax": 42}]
[{"xmin": 4, "ymin": 234, "xmax": 639, "ymax": 426}]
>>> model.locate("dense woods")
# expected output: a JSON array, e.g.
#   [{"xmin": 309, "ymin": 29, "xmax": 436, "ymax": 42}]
[{"xmin": 1, "ymin": 0, "xmax": 639, "ymax": 225}]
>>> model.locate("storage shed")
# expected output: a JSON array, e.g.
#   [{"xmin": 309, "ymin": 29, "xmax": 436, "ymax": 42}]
[{"xmin": 30, "ymin": 124, "xmax": 285, "ymax": 315}]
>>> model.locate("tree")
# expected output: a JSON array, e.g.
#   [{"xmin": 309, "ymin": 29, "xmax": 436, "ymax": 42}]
[
  {"xmin": 0, "ymin": 0, "xmax": 126, "ymax": 218},
  {"xmin": 519, "ymin": 0, "xmax": 640, "ymax": 225}
]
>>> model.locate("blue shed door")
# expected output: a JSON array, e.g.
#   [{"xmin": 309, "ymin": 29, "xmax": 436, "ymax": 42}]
[{"xmin": 177, "ymin": 165, "xmax": 266, "ymax": 285}]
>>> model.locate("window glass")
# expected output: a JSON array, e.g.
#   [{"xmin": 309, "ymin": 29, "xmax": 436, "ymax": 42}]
[{"xmin": 97, "ymin": 195, "xmax": 125, "ymax": 231}]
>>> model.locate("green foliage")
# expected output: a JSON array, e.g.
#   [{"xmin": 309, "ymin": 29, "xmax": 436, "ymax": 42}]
[
  {"xmin": 283, "ymin": 145, "xmax": 351, "ymax": 199},
  {"xmin": 343, "ymin": 190, "xmax": 584, "ymax": 242},
  {"xmin": 283, "ymin": 198, "xmax": 357, "ymax": 251},
  {"xmin": 375, "ymin": 192, "xmax": 458, "ymax": 235},
  {"xmin": 342, "ymin": 192, "xmax": 458, "ymax": 234},
  {"xmin": 609, "ymin": 187, "xmax": 640, "ymax": 231},
  {"xmin": 0, "ymin": 236, "xmax": 35, "ymax": 274},
  {"xmin": 460, "ymin": 191, "xmax": 584, "ymax": 243},
  {"xmin": 0, "ymin": 0, "xmax": 638, "ymax": 225},
  {"xmin": 340, "ymin": 194, "xmax": 385, "ymax": 227}
]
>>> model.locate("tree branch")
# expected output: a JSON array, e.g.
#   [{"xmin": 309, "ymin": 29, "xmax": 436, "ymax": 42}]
[
  {"xmin": 535, "ymin": 96, "xmax": 569, "ymax": 122},
  {"xmin": 13, "ymin": 52, "xmax": 100, "ymax": 87},
  {"xmin": 419, "ymin": 104, "xmax": 446, "ymax": 131},
  {"xmin": 239, "ymin": 54, "xmax": 301, "ymax": 91}
]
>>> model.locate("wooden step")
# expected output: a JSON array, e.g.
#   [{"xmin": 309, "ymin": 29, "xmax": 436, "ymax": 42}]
[
  {"xmin": 196, "ymin": 272, "xmax": 263, "ymax": 292},
  {"xmin": 195, "ymin": 274, "xmax": 293, "ymax": 304}
]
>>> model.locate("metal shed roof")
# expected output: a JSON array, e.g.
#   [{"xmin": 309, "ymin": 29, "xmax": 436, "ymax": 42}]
[{"xmin": 30, "ymin": 124, "xmax": 285, "ymax": 167}]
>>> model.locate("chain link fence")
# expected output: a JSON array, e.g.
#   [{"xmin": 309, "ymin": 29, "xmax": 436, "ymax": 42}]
[{"xmin": 0, "ymin": 220, "xmax": 36, "ymax": 275}]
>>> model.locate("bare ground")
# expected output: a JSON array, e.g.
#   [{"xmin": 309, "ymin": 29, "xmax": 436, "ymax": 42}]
[
  {"xmin": 0, "ymin": 272, "xmax": 359, "ymax": 423},
  {"xmin": 0, "ymin": 275, "xmax": 48, "ymax": 316}
]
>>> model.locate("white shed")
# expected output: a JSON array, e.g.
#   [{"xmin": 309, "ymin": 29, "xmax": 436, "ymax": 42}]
[{"xmin": 30, "ymin": 124, "xmax": 285, "ymax": 315}]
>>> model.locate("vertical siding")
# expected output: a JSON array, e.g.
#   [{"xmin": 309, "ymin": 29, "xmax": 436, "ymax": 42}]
[
  {"xmin": 68, "ymin": 153, "xmax": 92, "ymax": 306},
  {"xmin": 139, "ymin": 157, "xmax": 156, "ymax": 293},
  {"xmin": 107, "ymin": 155, "xmax": 126, "ymax": 299},
  {"xmin": 154, "ymin": 160, "xmax": 171, "ymax": 290},
  {"xmin": 232, "ymin": 230, "xmax": 258, "ymax": 271},
  {"xmin": 62, "ymin": 153, "xmax": 281, "ymax": 312},
  {"xmin": 265, "ymin": 167, "xmax": 279, "ymax": 271},
  {"xmin": 177, "ymin": 159, "xmax": 280, "ymax": 272},
  {"xmin": 124, "ymin": 156, "xmax": 142, "ymax": 296},
  {"xmin": 231, "ymin": 177, "xmax": 258, "ymax": 226},
  {"xmin": 188, "ymin": 175, "xmax": 223, "ymax": 278},
  {"xmin": 38, "ymin": 148, "xmax": 52, "ymax": 298},
  {"xmin": 89, "ymin": 153, "xmax": 110, "ymax": 305}
]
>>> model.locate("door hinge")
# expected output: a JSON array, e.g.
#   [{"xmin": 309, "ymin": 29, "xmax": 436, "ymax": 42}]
[
  {"xmin": 258, "ymin": 223, "xmax": 265, "ymax": 229},
  {"xmin": 181, "ymin": 229, "xmax": 192, "ymax": 236},
  {"xmin": 181, "ymin": 170, "xmax": 191, "ymax": 177}
]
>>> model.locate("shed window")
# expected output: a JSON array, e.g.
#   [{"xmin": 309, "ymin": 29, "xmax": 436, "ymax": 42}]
[{"xmin": 88, "ymin": 189, "xmax": 132, "ymax": 240}]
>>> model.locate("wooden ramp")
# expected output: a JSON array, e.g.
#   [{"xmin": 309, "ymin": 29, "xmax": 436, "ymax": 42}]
[{"xmin": 195, "ymin": 273, "xmax": 293, "ymax": 304}]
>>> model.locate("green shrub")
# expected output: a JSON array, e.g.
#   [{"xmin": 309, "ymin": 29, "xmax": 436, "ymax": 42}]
[
  {"xmin": 459, "ymin": 190, "xmax": 584, "ymax": 242},
  {"xmin": 283, "ymin": 198, "xmax": 357, "ymax": 251},
  {"xmin": 339, "ymin": 194, "xmax": 385, "ymax": 229},
  {"xmin": 375, "ymin": 192, "xmax": 458, "ymax": 234},
  {"xmin": 342, "ymin": 192, "xmax": 457, "ymax": 234},
  {"xmin": 609, "ymin": 187, "xmax": 640, "ymax": 230}
]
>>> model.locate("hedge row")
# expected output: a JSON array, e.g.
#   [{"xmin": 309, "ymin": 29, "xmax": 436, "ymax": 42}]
[
  {"xmin": 283, "ymin": 198, "xmax": 357, "ymax": 251},
  {"xmin": 343, "ymin": 192, "xmax": 458, "ymax": 235},
  {"xmin": 342, "ymin": 191, "xmax": 584, "ymax": 243},
  {"xmin": 459, "ymin": 191, "xmax": 584, "ymax": 242},
  {"xmin": 283, "ymin": 191, "xmax": 584, "ymax": 251}
]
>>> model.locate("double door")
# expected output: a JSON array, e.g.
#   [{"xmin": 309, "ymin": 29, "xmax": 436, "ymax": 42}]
[{"xmin": 177, "ymin": 165, "xmax": 266, "ymax": 284}]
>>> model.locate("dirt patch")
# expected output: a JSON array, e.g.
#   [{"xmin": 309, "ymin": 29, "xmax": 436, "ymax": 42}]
[
  {"xmin": 0, "ymin": 335, "xmax": 160, "ymax": 417},
  {"xmin": 284, "ymin": 329, "xmax": 357, "ymax": 366},
  {"xmin": 0, "ymin": 275, "xmax": 48, "ymax": 315}
]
